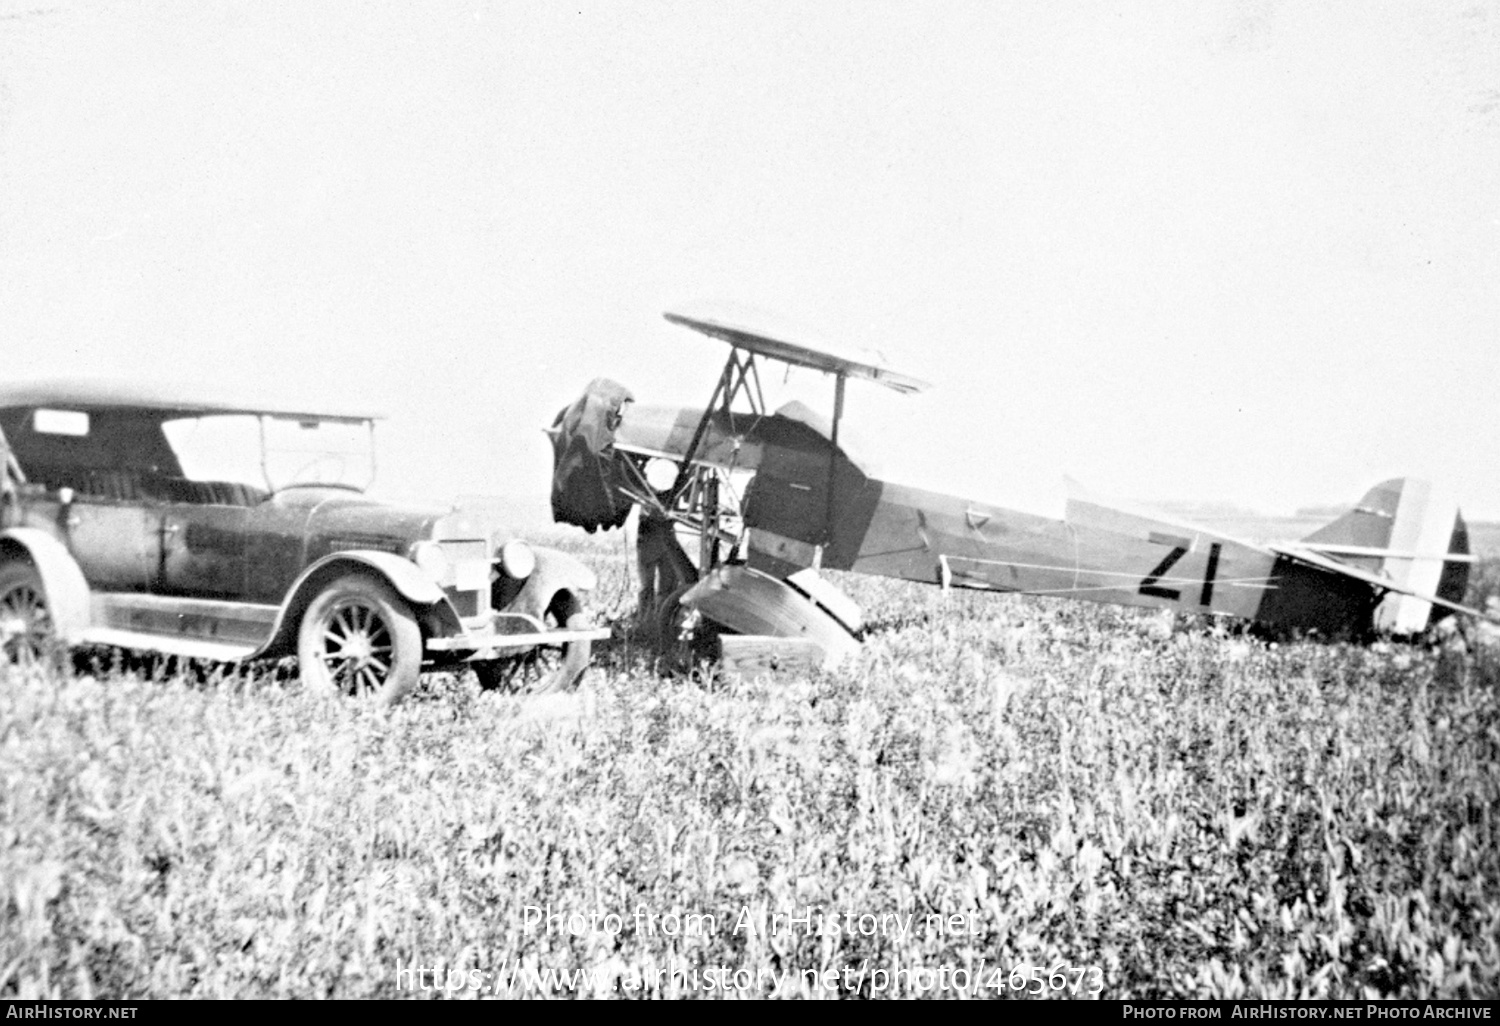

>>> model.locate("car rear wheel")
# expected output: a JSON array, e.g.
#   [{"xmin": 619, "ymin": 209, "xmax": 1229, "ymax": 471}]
[
  {"xmin": 473, "ymin": 591, "xmax": 591, "ymax": 695},
  {"xmin": 0, "ymin": 562, "xmax": 53, "ymax": 668},
  {"xmin": 297, "ymin": 574, "xmax": 421, "ymax": 706}
]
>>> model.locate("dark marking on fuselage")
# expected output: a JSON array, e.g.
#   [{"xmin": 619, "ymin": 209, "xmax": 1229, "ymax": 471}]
[
  {"xmin": 1139, "ymin": 545, "xmax": 1187, "ymax": 601},
  {"xmin": 1200, "ymin": 542, "xmax": 1222, "ymax": 606}
]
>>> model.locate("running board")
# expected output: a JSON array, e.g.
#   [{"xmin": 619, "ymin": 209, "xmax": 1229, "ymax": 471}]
[
  {"xmin": 77, "ymin": 627, "xmax": 261, "ymax": 663},
  {"xmin": 429, "ymin": 625, "xmax": 613, "ymax": 656},
  {"xmin": 92, "ymin": 592, "xmax": 278, "ymax": 646}
]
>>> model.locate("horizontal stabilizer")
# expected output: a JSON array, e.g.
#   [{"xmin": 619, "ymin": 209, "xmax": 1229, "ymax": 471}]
[
  {"xmin": 1298, "ymin": 478, "xmax": 1471, "ymax": 632},
  {"xmin": 1290, "ymin": 543, "xmax": 1477, "ymax": 564},
  {"xmin": 1270, "ymin": 542, "xmax": 1485, "ymax": 622}
]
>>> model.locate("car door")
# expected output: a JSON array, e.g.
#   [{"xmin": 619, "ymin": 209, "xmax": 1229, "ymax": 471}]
[
  {"xmin": 0, "ymin": 408, "xmax": 156, "ymax": 592},
  {"xmin": 143, "ymin": 492, "xmax": 285, "ymax": 651},
  {"xmin": 64, "ymin": 487, "xmax": 157, "ymax": 592},
  {"xmin": 154, "ymin": 494, "xmax": 249, "ymax": 599}
]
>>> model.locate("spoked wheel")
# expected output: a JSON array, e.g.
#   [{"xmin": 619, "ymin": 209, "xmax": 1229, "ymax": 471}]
[
  {"xmin": 297, "ymin": 574, "xmax": 422, "ymax": 706},
  {"xmin": 653, "ymin": 582, "xmax": 721, "ymax": 675},
  {"xmin": 0, "ymin": 562, "xmax": 53, "ymax": 669},
  {"xmin": 473, "ymin": 591, "xmax": 592, "ymax": 695}
]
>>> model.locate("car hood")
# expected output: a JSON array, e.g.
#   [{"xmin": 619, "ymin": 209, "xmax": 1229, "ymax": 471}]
[{"xmin": 271, "ymin": 488, "xmax": 520, "ymax": 559}]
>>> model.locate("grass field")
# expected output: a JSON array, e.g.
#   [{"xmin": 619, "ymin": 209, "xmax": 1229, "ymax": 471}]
[{"xmin": 2, "ymin": 527, "xmax": 1497, "ymax": 999}]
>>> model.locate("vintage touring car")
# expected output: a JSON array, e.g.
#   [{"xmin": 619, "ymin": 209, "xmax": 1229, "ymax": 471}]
[{"xmin": 0, "ymin": 380, "xmax": 608, "ymax": 703}]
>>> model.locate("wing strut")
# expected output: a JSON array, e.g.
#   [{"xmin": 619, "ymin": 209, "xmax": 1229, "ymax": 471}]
[
  {"xmin": 819, "ymin": 372, "xmax": 846, "ymax": 562},
  {"xmin": 666, "ymin": 346, "xmax": 765, "ymax": 503},
  {"xmin": 661, "ymin": 346, "xmax": 768, "ymax": 571}
]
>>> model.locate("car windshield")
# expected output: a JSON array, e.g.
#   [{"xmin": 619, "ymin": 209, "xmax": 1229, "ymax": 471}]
[{"xmin": 162, "ymin": 414, "xmax": 376, "ymax": 492}]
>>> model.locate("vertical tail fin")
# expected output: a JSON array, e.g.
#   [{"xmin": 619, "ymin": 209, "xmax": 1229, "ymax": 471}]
[{"xmin": 1302, "ymin": 478, "xmax": 1470, "ymax": 632}]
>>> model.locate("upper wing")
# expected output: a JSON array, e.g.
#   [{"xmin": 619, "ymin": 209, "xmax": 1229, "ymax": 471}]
[{"xmin": 664, "ymin": 304, "xmax": 932, "ymax": 395}]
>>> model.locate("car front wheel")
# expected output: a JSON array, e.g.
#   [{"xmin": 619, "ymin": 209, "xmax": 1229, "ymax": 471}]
[
  {"xmin": 297, "ymin": 574, "xmax": 421, "ymax": 706},
  {"xmin": 0, "ymin": 561, "xmax": 53, "ymax": 668}
]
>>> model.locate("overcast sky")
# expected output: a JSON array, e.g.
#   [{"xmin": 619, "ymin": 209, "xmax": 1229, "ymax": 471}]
[{"xmin": 3, "ymin": 1, "xmax": 1497, "ymax": 519}]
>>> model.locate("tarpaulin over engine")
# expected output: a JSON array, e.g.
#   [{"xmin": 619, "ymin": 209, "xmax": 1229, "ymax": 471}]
[{"xmin": 548, "ymin": 378, "xmax": 636, "ymax": 533}]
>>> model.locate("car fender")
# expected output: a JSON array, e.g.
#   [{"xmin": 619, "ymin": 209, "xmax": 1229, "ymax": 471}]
[
  {"xmin": 252, "ymin": 550, "xmax": 464, "ymax": 660},
  {"xmin": 513, "ymin": 546, "xmax": 597, "ymax": 619},
  {"xmin": 0, "ymin": 527, "xmax": 92, "ymax": 644}
]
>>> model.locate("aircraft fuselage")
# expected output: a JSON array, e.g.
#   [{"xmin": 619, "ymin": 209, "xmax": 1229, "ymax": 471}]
[{"xmin": 617, "ymin": 403, "xmax": 1381, "ymax": 635}]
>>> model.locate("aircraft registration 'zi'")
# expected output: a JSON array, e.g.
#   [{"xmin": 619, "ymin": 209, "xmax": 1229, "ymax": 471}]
[{"xmin": 548, "ymin": 306, "xmax": 1481, "ymax": 669}]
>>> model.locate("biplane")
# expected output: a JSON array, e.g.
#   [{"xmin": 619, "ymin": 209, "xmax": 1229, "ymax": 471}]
[{"xmin": 548, "ymin": 306, "xmax": 1481, "ymax": 669}]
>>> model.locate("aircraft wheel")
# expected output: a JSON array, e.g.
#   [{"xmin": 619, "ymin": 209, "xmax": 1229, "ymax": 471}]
[
  {"xmin": 0, "ymin": 561, "xmax": 55, "ymax": 669},
  {"xmin": 298, "ymin": 574, "xmax": 422, "ymax": 706},
  {"xmin": 473, "ymin": 591, "xmax": 592, "ymax": 695},
  {"xmin": 654, "ymin": 583, "xmax": 720, "ymax": 673}
]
